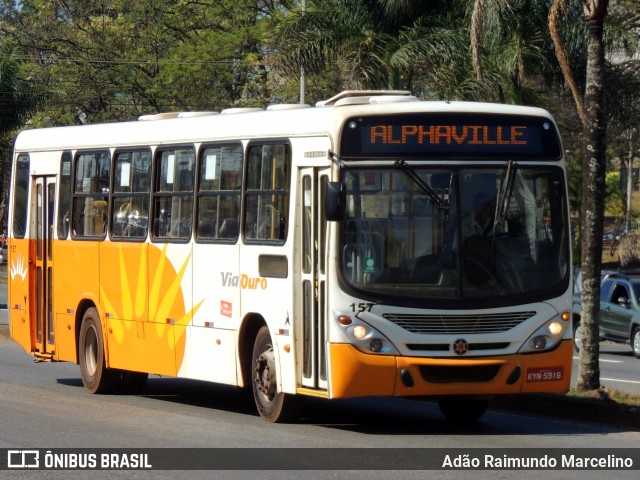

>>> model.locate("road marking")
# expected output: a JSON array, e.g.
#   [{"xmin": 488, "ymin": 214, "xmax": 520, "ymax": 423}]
[
  {"xmin": 601, "ymin": 377, "xmax": 640, "ymax": 385},
  {"xmin": 572, "ymin": 356, "xmax": 623, "ymax": 364}
]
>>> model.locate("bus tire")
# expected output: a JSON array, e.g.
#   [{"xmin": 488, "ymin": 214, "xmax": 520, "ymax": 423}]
[
  {"xmin": 438, "ymin": 398, "xmax": 488, "ymax": 423},
  {"xmin": 78, "ymin": 307, "xmax": 117, "ymax": 394},
  {"xmin": 251, "ymin": 326, "xmax": 301, "ymax": 423}
]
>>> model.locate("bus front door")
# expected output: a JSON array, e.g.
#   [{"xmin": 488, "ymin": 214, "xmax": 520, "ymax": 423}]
[
  {"xmin": 299, "ymin": 168, "xmax": 329, "ymax": 391},
  {"xmin": 33, "ymin": 176, "xmax": 56, "ymax": 359}
]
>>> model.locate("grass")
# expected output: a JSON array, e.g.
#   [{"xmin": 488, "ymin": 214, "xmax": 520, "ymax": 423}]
[{"xmin": 568, "ymin": 386, "xmax": 640, "ymax": 407}]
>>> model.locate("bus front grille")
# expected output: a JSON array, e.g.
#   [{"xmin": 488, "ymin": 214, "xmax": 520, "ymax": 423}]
[
  {"xmin": 418, "ymin": 365, "xmax": 502, "ymax": 383},
  {"xmin": 383, "ymin": 311, "xmax": 535, "ymax": 334},
  {"xmin": 406, "ymin": 342, "xmax": 510, "ymax": 352}
]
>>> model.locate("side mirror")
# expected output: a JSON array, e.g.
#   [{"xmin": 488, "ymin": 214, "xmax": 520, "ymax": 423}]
[
  {"xmin": 325, "ymin": 181, "xmax": 344, "ymax": 222},
  {"xmin": 617, "ymin": 297, "xmax": 630, "ymax": 309}
]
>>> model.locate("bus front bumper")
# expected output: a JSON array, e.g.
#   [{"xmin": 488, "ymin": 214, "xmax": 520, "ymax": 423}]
[{"xmin": 328, "ymin": 340, "xmax": 572, "ymax": 399}]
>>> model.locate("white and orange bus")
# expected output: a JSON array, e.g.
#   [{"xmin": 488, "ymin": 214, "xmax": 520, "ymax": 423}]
[{"xmin": 8, "ymin": 90, "xmax": 573, "ymax": 422}]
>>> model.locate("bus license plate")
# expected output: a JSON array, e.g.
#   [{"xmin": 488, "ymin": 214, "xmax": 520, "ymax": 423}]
[{"xmin": 525, "ymin": 366, "xmax": 564, "ymax": 382}]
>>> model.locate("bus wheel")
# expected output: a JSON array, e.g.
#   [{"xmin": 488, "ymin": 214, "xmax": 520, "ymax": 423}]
[
  {"xmin": 78, "ymin": 308, "xmax": 117, "ymax": 394},
  {"xmin": 251, "ymin": 326, "xmax": 300, "ymax": 423},
  {"xmin": 438, "ymin": 398, "xmax": 488, "ymax": 423}
]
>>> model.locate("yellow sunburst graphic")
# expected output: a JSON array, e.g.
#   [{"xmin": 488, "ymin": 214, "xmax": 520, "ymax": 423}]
[{"xmin": 100, "ymin": 243, "xmax": 203, "ymax": 373}]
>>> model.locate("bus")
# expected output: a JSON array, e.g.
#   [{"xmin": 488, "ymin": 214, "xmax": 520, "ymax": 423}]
[{"xmin": 8, "ymin": 90, "xmax": 573, "ymax": 423}]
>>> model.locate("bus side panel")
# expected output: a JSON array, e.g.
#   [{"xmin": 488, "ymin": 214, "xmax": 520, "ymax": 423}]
[
  {"xmin": 179, "ymin": 327, "xmax": 237, "ymax": 384},
  {"xmin": 53, "ymin": 313, "xmax": 77, "ymax": 362},
  {"xmin": 99, "ymin": 242, "xmax": 149, "ymax": 326},
  {"xmin": 155, "ymin": 244, "xmax": 193, "ymax": 375},
  {"xmin": 180, "ymin": 243, "xmax": 240, "ymax": 384},
  {"xmin": 106, "ymin": 318, "xmax": 176, "ymax": 376},
  {"xmin": 239, "ymin": 245, "xmax": 296, "ymax": 394},
  {"xmin": 53, "ymin": 239, "xmax": 100, "ymax": 353},
  {"xmin": 99, "ymin": 240, "xmax": 156, "ymax": 373},
  {"xmin": 8, "ymin": 238, "xmax": 34, "ymax": 354}
]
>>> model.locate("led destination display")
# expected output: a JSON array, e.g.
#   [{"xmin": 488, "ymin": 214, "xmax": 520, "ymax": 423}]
[{"xmin": 340, "ymin": 113, "xmax": 562, "ymax": 159}]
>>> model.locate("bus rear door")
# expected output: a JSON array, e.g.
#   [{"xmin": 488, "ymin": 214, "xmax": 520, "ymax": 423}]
[{"xmin": 33, "ymin": 176, "xmax": 56, "ymax": 359}]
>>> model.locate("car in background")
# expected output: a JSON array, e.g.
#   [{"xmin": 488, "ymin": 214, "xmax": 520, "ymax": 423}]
[
  {"xmin": 573, "ymin": 272, "xmax": 640, "ymax": 358},
  {"xmin": 602, "ymin": 222, "xmax": 636, "ymax": 241}
]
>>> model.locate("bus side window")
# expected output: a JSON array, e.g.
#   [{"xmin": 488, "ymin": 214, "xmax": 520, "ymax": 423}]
[
  {"xmin": 57, "ymin": 152, "xmax": 72, "ymax": 239},
  {"xmin": 152, "ymin": 147, "xmax": 195, "ymax": 241},
  {"xmin": 112, "ymin": 150, "xmax": 151, "ymax": 241},
  {"xmin": 196, "ymin": 144, "xmax": 243, "ymax": 242},
  {"xmin": 72, "ymin": 151, "xmax": 110, "ymax": 239},
  {"xmin": 244, "ymin": 143, "xmax": 290, "ymax": 243},
  {"xmin": 12, "ymin": 154, "xmax": 30, "ymax": 239}
]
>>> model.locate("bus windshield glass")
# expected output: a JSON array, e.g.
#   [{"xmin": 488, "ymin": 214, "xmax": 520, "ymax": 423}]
[{"xmin": 339, "ymin": 165, "xmax": 570, "ymax": 307}]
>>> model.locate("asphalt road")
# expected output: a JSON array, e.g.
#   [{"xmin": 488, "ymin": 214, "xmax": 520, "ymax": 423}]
[
  {"xmin": 584, "ymin": 342, "xmax": 640, "ymax": 395},
  {"xmin": 1, "ymin": 333, "xmax": 639, "ymax": 480}
]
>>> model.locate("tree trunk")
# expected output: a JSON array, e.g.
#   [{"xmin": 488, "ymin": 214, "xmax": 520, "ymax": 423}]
[{"xmin": 577, "ymin": 3, "xmax": 609, "ymax": 391}]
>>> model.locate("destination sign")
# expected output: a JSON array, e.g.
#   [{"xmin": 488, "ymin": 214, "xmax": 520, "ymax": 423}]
[{"xmin": 340, "ymin": 113, "xmax": 561, "ymax": 160}]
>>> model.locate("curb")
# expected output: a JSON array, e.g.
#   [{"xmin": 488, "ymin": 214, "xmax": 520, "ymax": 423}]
[{"xmin": 492, "ymin": 393, "xmax": 640, "ymax": 430}]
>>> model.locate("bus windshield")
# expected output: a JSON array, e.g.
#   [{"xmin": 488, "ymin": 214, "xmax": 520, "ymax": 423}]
[{"xmin": 339, "ymin": 165, "xmax": 570, "ymax": 307}]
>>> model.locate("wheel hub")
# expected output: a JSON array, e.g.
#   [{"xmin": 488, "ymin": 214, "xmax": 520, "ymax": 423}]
[{"xmin": 255, "ymin": 350, "xmax": 276, "ymax": 401}]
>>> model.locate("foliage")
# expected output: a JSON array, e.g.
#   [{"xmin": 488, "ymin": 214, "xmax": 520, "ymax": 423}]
[
  {"xmin": 0, "ymin": 42, "xmax": 47, "ymax": 231},
  {"xmin": 605, "ymin": 171, "xmax": 624, "ymax": 216},
  {"xmin": 0, "ymin": 0, "xmax": 281, "ymax": 125}
]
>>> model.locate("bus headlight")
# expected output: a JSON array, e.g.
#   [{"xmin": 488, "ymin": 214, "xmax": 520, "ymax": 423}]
[
  {"xmin": 518, "ymin": 316, "xmax": 568, "ymax": 353},
  {"xmin": 333, "ymin": 312, "xmax": 399, "ymax": 355},
  {"xmin": 353, "ymin": 325, "xmax": 367, "ymax": 339}
]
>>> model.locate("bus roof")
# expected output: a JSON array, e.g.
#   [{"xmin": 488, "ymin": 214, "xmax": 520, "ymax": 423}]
[{"xmin": 14, "ymin": 92, "xmax": 556, "ymax": 153}]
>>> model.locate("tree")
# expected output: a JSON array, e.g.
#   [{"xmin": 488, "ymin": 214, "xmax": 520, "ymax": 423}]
[
  {"xmin": 0, "ymin": 43, "xmax": 47, "ymax": 232},
  {"xmin": 273, "ymin": 0, "xmax": 584, "ymax": 106},
  {"xmin": 0, "ymin": 0, "xmax": 281, "ymax": 124},
  {"xmin": 467, "ymin": 0, "xmax": 562, "ymax": 105},
  {"xmin": 272, "ymin": 0, "xmax": 457, "ymax": 93},
  {"xmin": 549, "ymin": 0, "xmax": 610, "ymax": 391}
]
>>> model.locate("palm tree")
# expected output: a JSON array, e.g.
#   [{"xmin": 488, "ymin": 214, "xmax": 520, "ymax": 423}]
[
  {"xmin": 274, "ymin": 0, "xmax": 566, "ymax": 105},
  {"xmin": 272, "ymin": 0, "xmax": 454, "ymax": 92}
]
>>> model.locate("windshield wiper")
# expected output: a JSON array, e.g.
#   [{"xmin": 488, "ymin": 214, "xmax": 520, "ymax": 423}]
[
  {"xmin": 491, "ymin": 160, "xmax": 517, "ymax": 241},
  {"xmin": 394, "ymin": 160, "xmax": 449, "ymax": 210}
]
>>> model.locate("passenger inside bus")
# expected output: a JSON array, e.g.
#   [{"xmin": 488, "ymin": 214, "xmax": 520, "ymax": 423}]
[
  {"xmin": 461, "ymin": 193, "xmax": 512, "ymax": 289},
  {"xmin": 219, "ymin": 218, "xmax": 239, "ymax": 239},
  {"xmin": 465, "ymin": 193, "xmax": 498, "ymax": 238}
]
